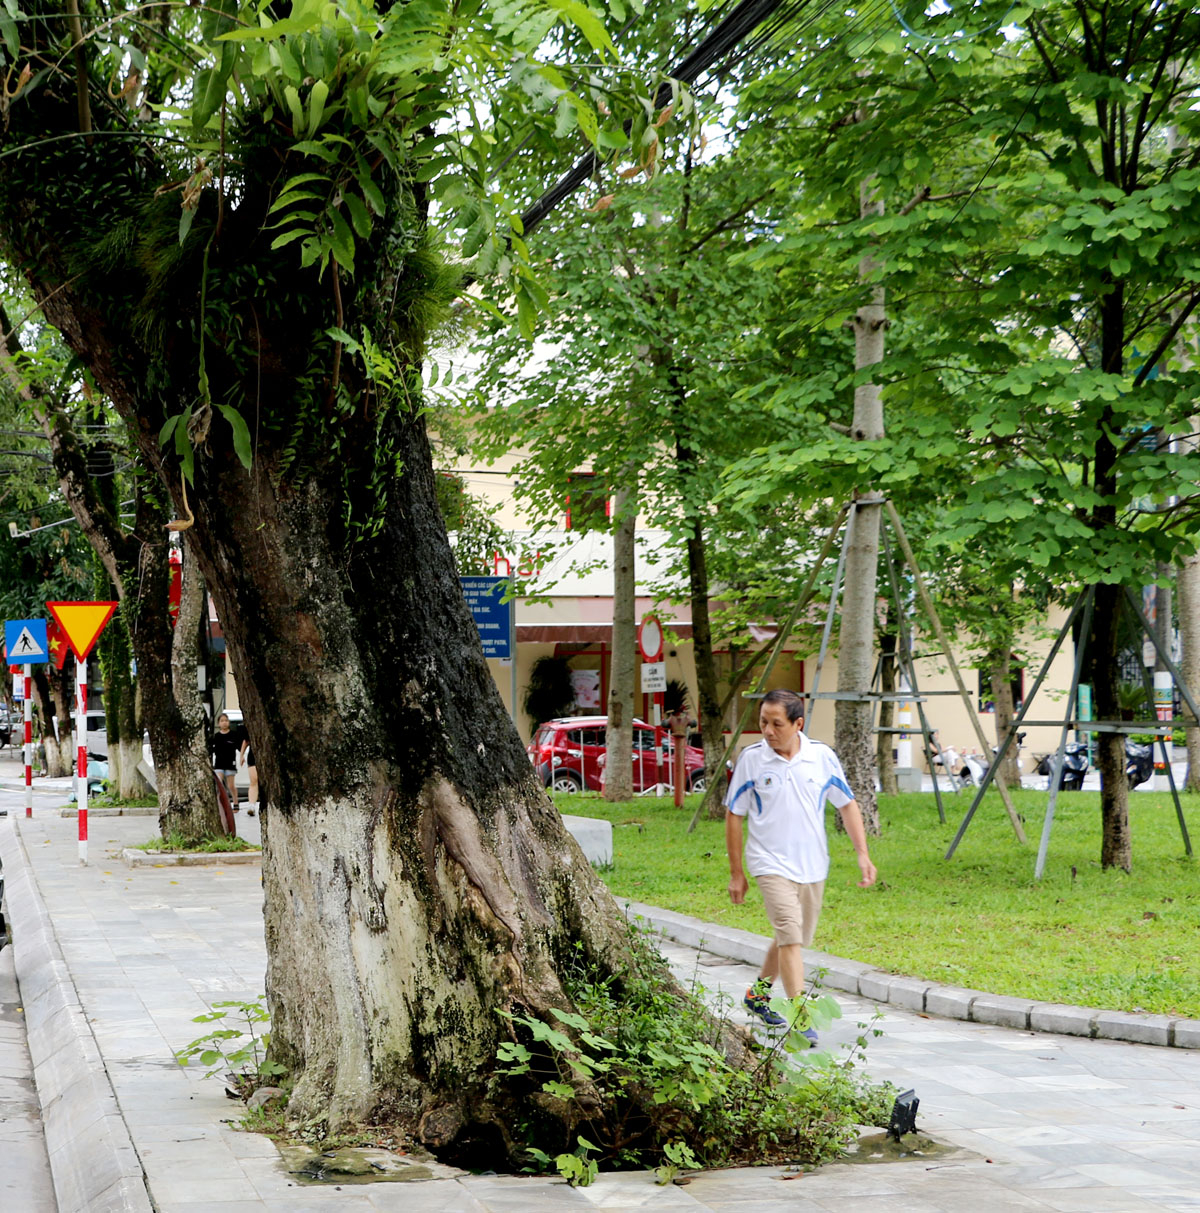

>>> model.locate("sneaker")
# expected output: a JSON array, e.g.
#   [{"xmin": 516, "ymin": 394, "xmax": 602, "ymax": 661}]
[
  {"xmin": 743, "ymin": 984, "xmax": 786, "ymax": 1027},
  {"xmin": 801, "ymin": 1028, "xmax": 819, "ymax": 1048}
]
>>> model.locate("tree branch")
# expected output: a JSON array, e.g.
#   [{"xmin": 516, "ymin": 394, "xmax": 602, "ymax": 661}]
[
  {"xmin": 65, "ymin": 0, "xmax": 94, "ymax": 136},
  {"xmin": 681, "ymin": 188, "xmax": 773, "ymax": 255}
]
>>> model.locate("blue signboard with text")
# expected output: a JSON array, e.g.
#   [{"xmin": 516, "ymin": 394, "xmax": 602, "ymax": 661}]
[{"xmin": 459, "ymin": 576, "xmax": 513, "ymax": 660}]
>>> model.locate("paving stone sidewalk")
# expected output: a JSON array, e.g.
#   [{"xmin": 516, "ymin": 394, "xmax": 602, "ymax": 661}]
[{"xmin": 2, "ymin": 783, "xmax": 1200, "ymax": 1212}]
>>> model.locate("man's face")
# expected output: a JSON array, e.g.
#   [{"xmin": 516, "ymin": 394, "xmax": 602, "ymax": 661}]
[{"xmin": 760, "ymin": 703, "xmax": 803, "ymax": 755}]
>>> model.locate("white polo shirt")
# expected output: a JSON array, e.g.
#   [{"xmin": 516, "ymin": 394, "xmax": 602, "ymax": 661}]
[{"xmin": 724, "ymin": 733, "xmax": 854, "ymax": 884}]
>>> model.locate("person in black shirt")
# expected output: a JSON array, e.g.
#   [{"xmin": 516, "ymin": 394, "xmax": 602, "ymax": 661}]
[{"xmin": 211, "ymin": 712, "xmax": 240, "ymax": 811}]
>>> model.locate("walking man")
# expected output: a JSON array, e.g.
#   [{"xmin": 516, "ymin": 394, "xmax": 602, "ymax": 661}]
[{"xmin": 725, "ymin": 689, "xmax": 877, "ymax": 1041}]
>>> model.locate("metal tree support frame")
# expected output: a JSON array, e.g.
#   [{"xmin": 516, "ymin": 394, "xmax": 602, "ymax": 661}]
[
  {"xmin": 944, "ymin": 585, "xmax": 1198, "ymax": 879},
  {"xmin": 808, "ymin": 505, "xmax": 955, "ymax": 826},
  {"xmin": 690, "ymin": 497, "xmax": 1024, "ymax": 837},
  {"xmin": 882, "ymin": 501, "xmax": 1027, "ymax": 842},
  {"xmin": 880, "ymin": 528, "xmax": 949, "ymax": 825}
]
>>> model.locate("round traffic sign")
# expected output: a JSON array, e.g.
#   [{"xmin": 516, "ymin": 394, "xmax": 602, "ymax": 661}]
[{"xmin": 638, "ymin": 615, "xmax": 663, "ymax": 662}]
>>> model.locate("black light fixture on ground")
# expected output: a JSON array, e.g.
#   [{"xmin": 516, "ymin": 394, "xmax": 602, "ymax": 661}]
[{"xmin": 888, "ymin": 1089, "xmax": 919, "ymax": 1141}]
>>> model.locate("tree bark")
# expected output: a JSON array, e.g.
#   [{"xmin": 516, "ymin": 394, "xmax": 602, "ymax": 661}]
[
  {"xmin": 1180, "ymin": 554, "xmax": 1200, "ymax": 792},
  {"xmin": 37, "ymin": 404, "xmax": 221, "ymax": 839},
  {"xmin": 0, "ymin": 312, "xmax": 218, "ymax": 832},
  {"xmin": 158, "ymin": 542, "xmax": 222, "ymax": 836},
  {"xmin": 1094, "ymin": 278, "xmax": 1131, "ymax": 872},
  {"xmin": 834, "ymin": 173, "xmax": 885, "ymax": 835},
  {"xmin": 876, "ymin": 625, "xmax": 897, "ymax": 796},
  {"xmin": 688, "ymin": 530, "xmax": 728, "ymax": 813},
  {"xmin": 604, "ymin": 485, "xmax": 636, "ymax": 801},
  {"xmin": 1168, "ymin": 86, "xmax": 1200, "ymax": 793},
  {"xmin": 987, "ymin": 648, "xmax": 1020, "ymax": 791}
]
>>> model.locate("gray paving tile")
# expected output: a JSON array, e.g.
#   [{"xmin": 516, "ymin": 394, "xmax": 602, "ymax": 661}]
[{"xmin": 364, "ymin": 1184, "xmax": 489, "ymax": 1212}]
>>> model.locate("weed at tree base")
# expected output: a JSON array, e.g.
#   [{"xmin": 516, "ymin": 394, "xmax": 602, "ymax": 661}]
[{"xmin": 494, "ymin": 925, "xmax": 894, "ymax": 1184}]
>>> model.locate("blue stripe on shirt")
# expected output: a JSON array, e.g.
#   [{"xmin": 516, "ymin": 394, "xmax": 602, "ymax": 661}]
[
  {"xmin": 821, "ymin": 775, "xmax": 853, "ymax": 803},
  {"xmin": 730, "ymin": 779, "xmax": 763, "ymax": 815}
]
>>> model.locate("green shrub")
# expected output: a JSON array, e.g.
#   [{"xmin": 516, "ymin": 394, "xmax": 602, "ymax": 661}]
[{"xmin": 494, "ymin": 926, "xmax": 893, "ymax": 1179}]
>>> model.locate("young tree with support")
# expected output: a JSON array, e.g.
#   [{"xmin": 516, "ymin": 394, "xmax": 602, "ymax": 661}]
[{"xmin": 722, "ymin": 0, "xmax": 1200, "ymax": 870}]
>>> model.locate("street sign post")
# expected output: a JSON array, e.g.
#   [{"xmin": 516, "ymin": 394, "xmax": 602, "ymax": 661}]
[
  {"xmin": 46, "ymin": 602, "xmax": 119, "ymax": 865},
  {"xmin": 5, "ymin": 618, "xmax": 48, "ymax": 820},
  {"xmin": 638, "ymin": 616, "xmax": 666, "ymax": 794}
]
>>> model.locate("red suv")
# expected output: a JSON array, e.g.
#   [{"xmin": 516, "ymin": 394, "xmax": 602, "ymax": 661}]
[{"xmin": 527, "ymin": 716, "xmax": 708, "ymax": 794}]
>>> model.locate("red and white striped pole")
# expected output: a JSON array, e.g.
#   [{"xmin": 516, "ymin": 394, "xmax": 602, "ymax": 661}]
[
  {"xmin": 76, "ymin": 656, "xmax": 88, "ymax": 864},
  {"xmin": 24, "ymin": 672, "xmax": 32, "ymax": 818}
]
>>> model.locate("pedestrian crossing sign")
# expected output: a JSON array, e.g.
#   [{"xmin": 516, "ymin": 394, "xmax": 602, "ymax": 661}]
[
  {"xmin": 4, "ymin": 618, "xmax": 49, "ymax": 663},
  {"xmin": 45, "ymin": 601, "xmax": 119, "ymax": 661}
]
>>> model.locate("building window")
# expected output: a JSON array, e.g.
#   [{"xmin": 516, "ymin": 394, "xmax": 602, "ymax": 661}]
[{"xmin": 565, "ymin": 472, "xmax": 609, "ymax": 532}]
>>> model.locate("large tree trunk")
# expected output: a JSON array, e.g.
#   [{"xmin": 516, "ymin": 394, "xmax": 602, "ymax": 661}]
[
  {"xmin": 98, "ymin": 596, "xmax": 152, "ymax": 799},
  {"xmin": 604, "ymin": 485, "xmax": 637, "ymax": 801},
  {"xmin": 35, "ymin": 403, "xmax": 221, "ymax": 839},
  {"xmin": 213, "ymin": 423, "xmax": 662, "ymax": 1145},
  {"xmin": 682, "ymin": 498, "xmax": 727, "ymax": 816}
]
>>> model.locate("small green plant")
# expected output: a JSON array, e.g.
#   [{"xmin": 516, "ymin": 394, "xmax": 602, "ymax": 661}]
[
  {"xmin": 175, "ymin": 996, "xmax": 286, "ymax": 1091},
  {"xmin": 139, "ymin": 832, "xmax": 259, "ymax": 853},
  {"xmin": 90, "ymin": 789, "xmax": 159, "ymax": 809},
  {"xmin": 525, "ymin": 1137, "xmax": 600, "ymax": 1187},
  {"xmin": 1116, "ymin": 681, "xmax": 1150, "ymax": 716},
  {"xmin": 654, "ymin": 1139, "xmax": 700, "ymax": 1184}
]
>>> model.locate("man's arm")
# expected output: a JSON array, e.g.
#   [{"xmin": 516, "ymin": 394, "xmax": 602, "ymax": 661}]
[
  {"xmin": 836, "ymin": 800, "xmax": 877, "ymax": 887},
  {"xmin": 725, "ymin": 811, "xmax": 748, "ymax": 903}
]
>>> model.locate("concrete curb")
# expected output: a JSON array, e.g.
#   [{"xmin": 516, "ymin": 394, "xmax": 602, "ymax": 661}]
[
  {"xmin": 62, "ymin": 807, "xmax": 159, "ymax": 818},
  {"xmin": 621, "ymin": 899, "xmax": 1200, "ymax": 1050},
  {"xmin": 0, "ymin": 820, "xmax": 154, "ymax": 1213},
  {"xmin": 120, "ymin": 846, "xmax": 261, "ymax": 867}
]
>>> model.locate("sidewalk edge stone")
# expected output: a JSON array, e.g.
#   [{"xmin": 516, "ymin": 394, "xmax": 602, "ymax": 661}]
[
  {"xmin": 120, "ymin": 847, "xmax": 261, "ymax": 867},
  {"xmin": 622, "ymin": 899, "xmax": 1200, "ymax": 1050},
  {"xmin": 0, "ymin": 819, "xmax": 154, "ymax": 1213}
]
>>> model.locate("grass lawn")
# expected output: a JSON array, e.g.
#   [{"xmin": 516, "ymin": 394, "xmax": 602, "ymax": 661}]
[{"xmin": 557, "ymin": 787, "xmax": 1200, "ymax": 1019}]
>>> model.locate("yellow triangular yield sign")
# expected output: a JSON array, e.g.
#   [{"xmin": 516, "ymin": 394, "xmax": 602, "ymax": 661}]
[{"xmin": 45, "ymin": 601, "xmax": 119, "ymax": 661}]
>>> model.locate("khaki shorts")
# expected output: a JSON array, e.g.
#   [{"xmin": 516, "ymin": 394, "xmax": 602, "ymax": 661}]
[{"xmin": 755, "ymin": 874, "xmax": 825, "ymax": 948}]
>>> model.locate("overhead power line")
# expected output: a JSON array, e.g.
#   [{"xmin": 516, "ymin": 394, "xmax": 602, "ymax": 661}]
[{"xmin": 519, "ymin": 0, "xmax": 800, "ymax": 236}]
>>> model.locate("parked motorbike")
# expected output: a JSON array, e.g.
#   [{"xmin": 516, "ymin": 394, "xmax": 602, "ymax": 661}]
[
  {"xmin": 1035, "ymin": 742, "xmax": 1089, "ymax": 791},
  {"xmin": 1125, "ymin": 740, "xmax": 1154, "ymax": 789},
  {"xmin": 938, "ymin": 732, "xmax": 1026, "ymax": 788}
]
